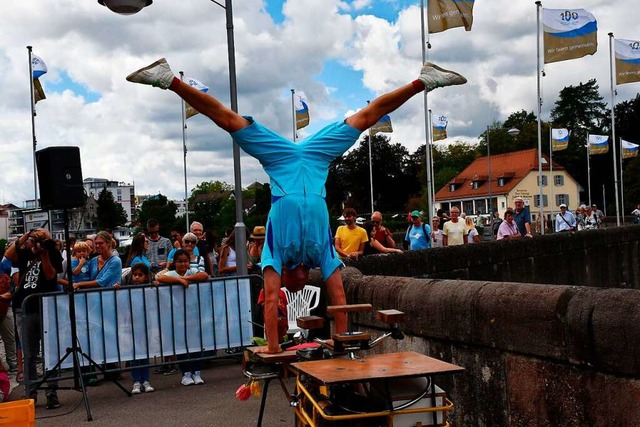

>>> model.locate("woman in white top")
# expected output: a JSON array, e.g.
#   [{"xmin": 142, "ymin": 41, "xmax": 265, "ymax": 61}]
[
  {"xmin": 431, "ymin": 217, "xmax": 444, "ymax": 248},
  {"xmin": 218, "ymin": 230, "xmax": 238, "ymax": 276},
  {"xmin": 465, "ymin": 217, "xmax": 480, "ymax": 244}
]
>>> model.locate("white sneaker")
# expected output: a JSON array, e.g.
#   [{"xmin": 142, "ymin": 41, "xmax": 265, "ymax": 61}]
[
  {"xmin": 126, "ymin": 58, "xmax": 175, "ymax": 89},
  {"xmin": 181, "ymin": 372, "xmax": 195, "ymax": 386},
  {"xmin": 142, "ymin": 381, "xmax": 155, "ymax": 393},
  {"xmin": 418, "ymin": 62, "xmax": 467, "ymax": 92},
  {"xmin": 131, "ymin": 381, "xmax": 142, "ymax": 394},
  {"xmin": 192, "ymin": 371, "xmax": 204, "ymax": 385}
]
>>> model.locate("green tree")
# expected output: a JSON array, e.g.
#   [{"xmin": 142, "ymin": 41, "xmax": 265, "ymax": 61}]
[
  {"xmin": 136, "ymin": 194, "xmax": 177, "ymax": 237},
  {"xmin": 550, "ymin": 79, "xmax": 609, "ymax": 205},
  {"xmin": 188, "ymin": 180, "xmax": 234, "ymax": 232},
  {"xmin": 326, "ymin": 134, "xmax": 417, "ymax": 214},
  {"xmin": 617, "ymin": 94, "xmax": 640, "ymax": 212},
  {"xmin": 96, "ymin": 188, "xmax": 128, "ymax": 230}
]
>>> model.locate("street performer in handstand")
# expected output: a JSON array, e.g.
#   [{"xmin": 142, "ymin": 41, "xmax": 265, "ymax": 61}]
[{"xmin": 126, "ymin": 58, "xmax": 466, "ymax": 353}]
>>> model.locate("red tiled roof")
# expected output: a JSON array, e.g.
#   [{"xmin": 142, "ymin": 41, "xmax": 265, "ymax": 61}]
[{"xmin": 435, "ymin": 148, "xmax": 564, "ymax": 201}]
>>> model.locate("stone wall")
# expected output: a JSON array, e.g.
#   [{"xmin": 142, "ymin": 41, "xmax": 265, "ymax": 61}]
[
  {"xmin": 314, "ymin": 268, "xmax": 640, "ymax": 426},
  {"xmin": 350, "ymin": 225, "xmax": 640, "ymax": 288}
]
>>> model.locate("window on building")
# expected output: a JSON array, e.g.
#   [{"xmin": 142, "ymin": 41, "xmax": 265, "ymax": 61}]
[
  {"xmin": 449, "ymin": 184, "xmax": 457, "ymax": 192},
  {"xmin": 497, "ymin": 178, "xmax": 505, "ymax": 187},
  {"xmin": 471, "ymin": 181, "xmax": 480, "ymax": 189},
  {"xmin": 534, "ymin": 195, "xmax": 548, "ymax": 207},
  {"xmin": 554, "ymin": 175, "xmax": 564, "ymax": 186},
  {"xmin": 537, "ymin": 175, "xmax": 548, "ymax": 186},
  {"xmin": 556, "ymin": 194, "xmax": 569, "ymax": 207}
]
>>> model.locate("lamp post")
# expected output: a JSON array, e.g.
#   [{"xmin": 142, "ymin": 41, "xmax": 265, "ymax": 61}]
[
  {"xmin": 487, "ymin": 126, "xmax": 520, "ymax": 216},
  {"xmin": 99, "ymin": 0, "xmax": 248, "ymax": 274}
]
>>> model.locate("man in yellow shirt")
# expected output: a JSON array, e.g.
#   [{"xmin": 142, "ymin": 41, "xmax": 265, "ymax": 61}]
[{"xmin": 334, "ymin": 208, "xmax": 368, "ymax": 260}]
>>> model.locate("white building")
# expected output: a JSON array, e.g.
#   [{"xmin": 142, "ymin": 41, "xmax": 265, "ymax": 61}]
[{"xmin": 83, "ymin": 177, "xmax": 135, "ymax": 223}]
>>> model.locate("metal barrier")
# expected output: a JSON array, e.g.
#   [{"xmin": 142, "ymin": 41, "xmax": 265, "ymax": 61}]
[{"xmin": 21, "ymin": 275, "xmax": 260, "ymax": 391}]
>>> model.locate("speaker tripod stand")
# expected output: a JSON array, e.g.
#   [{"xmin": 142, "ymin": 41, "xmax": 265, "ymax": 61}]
[{"xmin": 33, "ymin": 208, "xmax": 130, "ymax": 421}]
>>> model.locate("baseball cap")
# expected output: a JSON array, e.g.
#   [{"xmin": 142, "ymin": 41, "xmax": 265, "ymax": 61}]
[
  {"xmin": 410, "ymin": 210, "xmax": 421, "ymax": 218},
  {"xmin": 559, "ymin": 203, "xmax": 567, "ymax": 208}
]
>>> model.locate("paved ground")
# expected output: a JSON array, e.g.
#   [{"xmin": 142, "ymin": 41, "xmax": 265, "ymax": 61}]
[{"xmin": 8, "ymin": 358, "xmax": 297, "ymax": 426}]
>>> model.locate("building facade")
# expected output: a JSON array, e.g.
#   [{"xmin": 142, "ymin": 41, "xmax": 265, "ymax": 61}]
[
  {"xmin": 84, "ymin": 177, "xmax": 135, "ymax": 223},
  {"xmin": 435, "ymin": 149, "xmax": 581, "ymax": 223}
]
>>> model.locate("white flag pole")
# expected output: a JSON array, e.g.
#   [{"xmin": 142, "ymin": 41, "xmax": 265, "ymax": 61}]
[
  {"xmin": 291, "ymin": 89, "xmax": 297, "ymax": 142},
  {"xmin": 367, "ymin": 101, "xmax": 375, "ymax": 214},
  {"xmin": 587, "ymin": 134, "xmax": 592, "ymax": 206},
  {"xmin": 549, "ymin": 127, "xmax": 554, "ymax": 220},
  {"xmin": 27, "ymin": 46, "xmax": 39, "ymax": 206},
  {"xmin": 179, "ymin": 72, "xmax": 189, "ymax": 230},
  {"xmin": 429, "ymin": 111, "xmax": 436, "ymax": 205},
  {"xmin": 608, "ymin": 32, "xmax": 621, "ymax": 226},
  {"xmin": 421, "ymin": 0, "xmax": 434, "ymax": 217},
  {"xmin": 620, "ymin": 138, "xmax": 626, "ymax": 224},
  {"xmin": 535, "ymin": 2, "xmax": 545, "ymax": 233}
]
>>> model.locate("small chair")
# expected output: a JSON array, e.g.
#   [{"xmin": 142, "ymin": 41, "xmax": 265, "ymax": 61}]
[{"xmin": 283, "ymin": 285, "xmax": 321, "ymax": 336}]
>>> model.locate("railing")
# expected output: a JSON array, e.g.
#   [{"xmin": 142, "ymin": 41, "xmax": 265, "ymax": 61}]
[{"xmin": 21, "ymin": 275, "xmax": 261, "ymax": 390}]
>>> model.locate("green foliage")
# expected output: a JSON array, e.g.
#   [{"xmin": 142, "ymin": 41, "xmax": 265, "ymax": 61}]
[
  {"xmin": 96, "ymin": 188, "xmax": 128, "ymax": 230},
  {"xmin": 136, "ymin": 194, "xmax": 177, "ymax": 237}
]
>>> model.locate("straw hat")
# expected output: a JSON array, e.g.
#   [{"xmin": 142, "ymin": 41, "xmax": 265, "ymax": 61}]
[{"xmin": 250, "ymin": 226, "xmax": 266, "ymax": 239}]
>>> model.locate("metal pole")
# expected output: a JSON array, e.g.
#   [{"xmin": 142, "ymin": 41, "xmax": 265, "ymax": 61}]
[
  {"xmin": 587, "ymin": 134, "xmax": 592, "ymax": 206},
  {"xmin": 223, "ymin": 0, "xmax": 247, "ymax": 274},
  {"xmin": 291, "ymin": 89, "xmax": 296, "ymax": 142},
  {"xmin": 608, "ymin": 32, "xmax": 620, "ymax": 226},
  {"xmin": 367, "ymin": 117, "xmax": 375, "ymax": 214},
  {"xmin": 549, "ymin": 127, "xmax": 554, "ymax": 220},
  {"xmin": 535, "ymin": 2, "xmax": 545, "ymax": 234},
  {"xmin": 421, "ymin": 0, "xmax": 434, "ymax": 217},
  {"xmin": 27, "ymin": 46, "xmax": 39, "ymax": 207},
  {"xmin": 620, "ymin": 139, "xmax": 626, "ymax": 224},
  {"xmin": 487, "ymin": 126, "xmax": 492, "ymax": 215},
  {"xmin": 180, "ymin": 72, "xmax": 190, "ymax": 230}
]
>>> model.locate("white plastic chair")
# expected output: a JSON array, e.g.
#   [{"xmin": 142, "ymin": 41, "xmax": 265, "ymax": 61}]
[{"xmin": 283, "ymin": 285, "xmax": 321, "ymax": 336}]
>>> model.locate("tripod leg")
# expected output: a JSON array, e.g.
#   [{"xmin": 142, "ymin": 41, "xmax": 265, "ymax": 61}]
[
  {"xmin": 80, "ymin": 350, "xmax": 132, "ymax": 397},
  {"xmin": 71, "ymin": 347, "xmax": 93, "ymax": 421}
]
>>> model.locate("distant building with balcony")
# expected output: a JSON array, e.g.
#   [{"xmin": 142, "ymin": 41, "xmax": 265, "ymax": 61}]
[
  {"xmin": 0, "ymin": 204, "xmax": 20, "ymax": 240},
  {"xmin": 435, "ymin": 148, "xmax": 581, "ymax": 223},
  {"xmin": 84, "ymin": 177, "xmax": 135, "ymax": 223}
]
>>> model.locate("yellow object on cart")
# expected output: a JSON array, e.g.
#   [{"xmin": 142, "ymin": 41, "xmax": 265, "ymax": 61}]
[{"xmin": 0, "ymin": 399, "xmax": 35, "ymax": 427}]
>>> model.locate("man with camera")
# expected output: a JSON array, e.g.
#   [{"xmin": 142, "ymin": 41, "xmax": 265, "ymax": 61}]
[{"xmin": 3, "ymin": 228, "xmax": 61, "ymax": 409}]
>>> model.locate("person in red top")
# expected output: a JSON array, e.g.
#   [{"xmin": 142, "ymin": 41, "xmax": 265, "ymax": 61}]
[{"xmin": 370, "ymin": 211, "xmax": 396, "ymax": 250}]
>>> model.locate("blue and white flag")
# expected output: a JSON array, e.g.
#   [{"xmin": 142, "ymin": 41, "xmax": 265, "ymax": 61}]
[
  {"xmin": 295, "ymin": 92, "xmax": 310, "ymax": 130},
  {"xmin": 551, "ymin": 128, "xmax": 569, "ymax": 151},
  {"xmin": 622, "ymin": 139, "xmax": 639, "ymax": 159},
  {"xmin": 184, "ymin": 77, "xmax": 209, "ymax": 119},
  {"xmin": 588, "ymin": 134, "xmax": 609, "ymax": 155},
  {"xmin": 370, "ymin": 114, "xmax": 393, "ymax": 136},
  {"xmin": 543, "ymin": 8, "xmax": 597, "ymax": 64},
  {"xmin": 432, "ymin": 115, "xmax": 448, "ymax": 141},
  {"xmin": 32, "ymin": 55, "xmax": 47, "ymax": 79},
  {"xmin": 615, "ymin": 39, "xmax": 640, "ymax": 85}
]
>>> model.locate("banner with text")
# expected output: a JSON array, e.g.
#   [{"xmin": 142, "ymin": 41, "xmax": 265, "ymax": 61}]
[
  {"xmin": 615, "ymin": 39, "xmax": 640, "ymax": 85},
  {"xmin": 543, "ymin": 8, "xmax": 597, "ymax": 64},
  {"xmin": 551, "ymin": 128, "xmax": 569, "ymax": 151},
  {"xmin": 428, "ymin": 0, "xmax": 475, "ymax": 34}
]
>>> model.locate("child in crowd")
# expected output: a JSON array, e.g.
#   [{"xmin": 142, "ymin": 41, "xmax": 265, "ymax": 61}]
[
  {"xmin": 126, "ymin": 263, "xmax": 155, "ymax": 394},
  {"xmin": 0, "ymin": 360, "xmax": 9, "ymax": 402},
  {"xmin": 156, "ymin": 250, "xmax": 208, "ymax": 386},
  {"xmin": 72, "ymin": 241, "xmax": 92, "ymax": 283}
]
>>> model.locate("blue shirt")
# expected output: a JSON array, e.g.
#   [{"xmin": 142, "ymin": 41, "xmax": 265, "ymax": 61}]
[
  {"xmin": 71, "ymin": 258, "xmax": 92, "ymax": 282},
  {"xmin": 88, "ymin": 255, "xmax": 122, "ymax": 288},
  {"xmin": 405, "ymin": 223, "xmax": 431, "ymax": 250},
  {"xmin": 514, "ymin": 207, "xmax": 531, "ymax": 236}
]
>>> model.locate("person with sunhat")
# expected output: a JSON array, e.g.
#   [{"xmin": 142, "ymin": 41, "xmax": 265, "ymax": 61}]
[
  {"xmin": 248, "ymin": 226, "xmax": 266, "ymax": 268},
  {"xmin": 555, "ymin": 203, "xmax": 576, "ymax": 232}
]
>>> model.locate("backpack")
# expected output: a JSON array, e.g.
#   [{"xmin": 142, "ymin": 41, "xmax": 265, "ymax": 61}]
[{"xmin": 404, "ymin": 223, "xmax": 430, "ymax": 250}]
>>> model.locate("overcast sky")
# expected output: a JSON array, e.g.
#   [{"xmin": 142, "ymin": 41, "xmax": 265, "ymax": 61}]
[{"xmin": 1, "ymin": 0, "xmax": 638, "ymax": 206}]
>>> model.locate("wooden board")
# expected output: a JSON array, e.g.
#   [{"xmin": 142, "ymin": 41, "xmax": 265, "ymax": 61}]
[
  {"xmin": 291, "ymin": 351, "xmax": 464, "ymax": 384},
  {"xmin": 245, "ymin": 347, "xmax": 299, "ymax": 364}
]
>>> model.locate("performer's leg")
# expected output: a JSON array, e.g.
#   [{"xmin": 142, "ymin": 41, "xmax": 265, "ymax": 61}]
[
  {"xmin": 346, "ymin": 62, "xmax": 466, "ymax": 131},
  {"xmin": 126, "ymin": 58, "xmax": 249, "ymax": 133},
  {"xmin": 324, "ymin": 270, "xmax": 347, "ymax": 334}
]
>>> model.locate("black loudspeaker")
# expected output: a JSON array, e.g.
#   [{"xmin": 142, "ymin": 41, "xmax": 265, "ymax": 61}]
[{"xmin": 36, "ymin": 146, "xmax": 85, "ymax": 209}]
